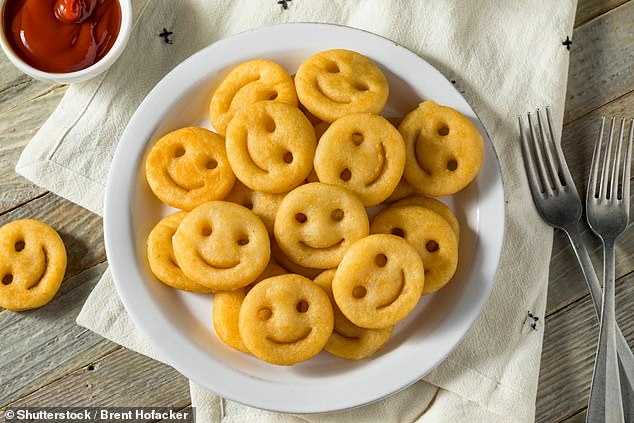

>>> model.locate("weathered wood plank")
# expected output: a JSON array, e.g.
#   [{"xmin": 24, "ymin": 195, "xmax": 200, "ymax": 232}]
[
  {"xmin": 564, "ymin": 1, "xmax": 634, "ymax": 124},
  {"xmin": 0, "ymin": 263, "xmax": 115, "ymax": 407},
  {"xmin": 575, "ymin": 0, "xmax": 630, "ymax": 27},
  {"xmin": 0, "ymin": 86, "xmax": 67, "ymax": 214},
  {"xmin": 0, "ymin": 52, "xmax": 62, "ymax": 115},
  {"xmin": 0, "ymin": 192, "xmax": 105, "ymax": 287},
  {"xmin": 536, "ymin": 271, "xmax": 634, "ymax": 422},
  {"xmin": 546, "ymin": 90, "xmax": 634, "ymax": 315},
  {"xmin": 3, "ymin": 347, "xmax": 190, "ymax": 413},
  {"xmin": 561, "ymin": 408, "xmax": 586, "ymax": 423}
]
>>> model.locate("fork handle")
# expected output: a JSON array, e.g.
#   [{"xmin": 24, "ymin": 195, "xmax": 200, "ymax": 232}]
[
  {"xmin": 565, "ymin": 228, "xmax": 634, "ymax": 422},
  {"xmin": 587, "ymin": 241, "xmax": 624, "ymax": 423}
]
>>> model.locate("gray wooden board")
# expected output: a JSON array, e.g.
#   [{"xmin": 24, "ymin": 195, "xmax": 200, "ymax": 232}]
[
  {"xmin": 575, "ymin": 0, "xmax": 629, "ymax": 26},
  {"xmin": 564, "ymin": 1, "xmax": 634, "ymax": 124},
  {"xmin": 563, "ymin": 409, "xmax": 587, "ymax": 423},
  {"xmin": 2, "ymin": 347, "xmax": 190, "ymax": 412},
  {"xmin": 0, "ymin": 263, "xmax": 114, "ymax": 407},
  {"xmin": 0, "ymin": 86, "xmax": 66, "ymax": 214},
  {"xmin": 0, "ymin": 55, "xmax": 60, "ymax": 115},
  {"xmin": 536, "ymin": 271, "xmax": 634, "ymax": 422}
]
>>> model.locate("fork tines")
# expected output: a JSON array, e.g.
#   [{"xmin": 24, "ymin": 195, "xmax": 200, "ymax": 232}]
[
  {"xmin": 588, "ymin": 117, "xmax": 633, "ymax": 203},
  {"xmin": 518, "ymin": 108, "xmax": 571, "ymax": 196}
]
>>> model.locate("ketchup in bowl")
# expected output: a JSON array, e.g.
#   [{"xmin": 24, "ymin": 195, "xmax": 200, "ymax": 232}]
[{"xmin": 3, "ymin": 0, "xmax": 122, "ymax": 73}]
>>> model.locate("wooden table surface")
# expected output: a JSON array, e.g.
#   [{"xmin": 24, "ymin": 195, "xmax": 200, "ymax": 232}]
[{"xmin": 0, "ymin": 1, "xmax": 632, "ymax": 421}]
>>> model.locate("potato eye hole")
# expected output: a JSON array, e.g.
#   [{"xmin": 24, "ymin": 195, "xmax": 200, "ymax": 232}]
[
  {"xmin": 437, "ymin": 125, "xmax": 450, "ymax": 136},
  {"xmin": 355, "ymin": 82, "xmax": 369, "ymax": 92},
  {"xmin": 426, "ymin": 240, "xmax": 439, "ymax": 252},
  {"xmin": 258, "ymin": 307, "xmax": 272, "ymax": 321},
  {"xmin": 295, "ymin": 213, "xmax": 307, "ymax": 223},
  {"xmin": 330, "ymin": 208, "xmax": 344, "ymax": 221},
  {"xmin": 339, "ymin": 168, "xmax": 352, "ymax": 181},
  {"xmin": 2, "ymin": 274, "xmax": 13, "ymax": 285},
  {"xmin": 351, "ymin": 132, "xmax": 364, "ymax": 145},
  {"xmin": 237, "ymin": 237, "xmax": 249, "ymax": 246},
  {"xmin": 352, "ymin": 286, "xmax": 367, "ymax": 299},
  {"xmin": 447, "ymin": 159, "xmax": 458, "ymax": 171},
  {"xmin": 201, "ymin": 225, "xmax": 212, "ymax": 236},
  {"xmin": 325, "ymin": 61, "xmax": 340, "ymax": 73},
  {"xmin": 263, "ymin": 115, "xmax": 276, "ymax": 132},
  {"xmin": 14, "ymin": 240, "xmax": 25, "ymax": 252},
  {"xmin": 374, "ymin": 253, "xmax": 387, "ymax": 267},
  {"xmin": 391, "ymin": 228, "xmax": 405, "ymax": 237},
  {"xmin": 206, "ymin": 159, "xmax": 218, "ymax": 170},
  {"xmin": 283, "ymin": 151, "xmax": 293, "ymax": 164},
  {"xmin": 266, "ymin": 90, "xmax": 279, "ymax": 100},
  {"xmin": 296, "ymin": 300, "xmax": 309, "ymax": 313},
  {"xmin": 174, "ymin": 147, "xmax": 186, "ymax": 157}
]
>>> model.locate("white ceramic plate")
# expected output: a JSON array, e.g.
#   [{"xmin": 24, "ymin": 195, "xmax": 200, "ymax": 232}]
[{"xmin": 104, "ymin": 23, "xmax": 505, "ymax": 414}]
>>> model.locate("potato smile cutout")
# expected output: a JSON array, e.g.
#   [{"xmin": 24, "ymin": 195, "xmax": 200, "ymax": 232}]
[
  {"xmin": 314, "ymin": 113, "xmax": 406, "ymax": 206},
  {"xmin": 0, "ymin": 219, "xmax": 67, "ymax": 311},
  {"xmin": 295, "ymin": 49, "xmax": 389, "ymax": 123},
  {"xmin": 145, "ymin": 127, "xmax": 236, "ymax": 211},
  {"xmin": 173, "ymin": 201, "xmax": 270, "ymax": 291},
  {"xmin": 239, "ymin": 274, "xmax": 334, "ymax": 365},
  {"xmin": 400, "ymin": 101, "xmax": 483, "ymax": 196},
  {"xmin": 209, "ymin": 59, "xmax": 298, "ymax": 135},
  {"xmin": 332, "ymin": 234, "xmax": 425, "ymax": 329},
  {"xmin": 274, "ymin": 183, "xmax": 369, "ymax": 269}
]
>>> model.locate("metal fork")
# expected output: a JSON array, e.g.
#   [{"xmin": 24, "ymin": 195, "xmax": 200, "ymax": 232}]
[
  {"xmin": 518, "ymin": 109, "xmax": 634, "ymax": 422},
  {"xmin": 586, "ymin": 117, "xmax": 633, "ymax": 423}
]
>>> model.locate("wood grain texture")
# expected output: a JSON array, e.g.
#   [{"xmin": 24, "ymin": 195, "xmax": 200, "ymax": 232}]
[
  {"xmin": 536, "ymin": 272, "xmax": 634, "ymax": 423},
  {"xmin": 564, "ymin": 1, "xmax": 634, "ymax": 124},
  {"xmin": 0, "ymin": 86, "xmax": 67, "ymax": 214},
  {"xmin": 0, "ymin": 52, "xmax": 61, "ymax": 115},
  {"xmin": 562, "ymin": 409, "xmax": 586, "ymax": 423},
  {"xmin": 0, "ymin": 263, "xmax": 114, "ymax": 407},
  {"xmin": 3, "ymin": 347, "xmax": 190, "ymax": 411},
  {"xmin": 575, "ymin": 0, "xmax": 629, "ymax": 26}
]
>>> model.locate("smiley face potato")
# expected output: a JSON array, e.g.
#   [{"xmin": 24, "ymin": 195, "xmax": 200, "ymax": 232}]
[
  {"xmin": 314, "ymin": 113, "xmax": 406, "ymax": 206},
  {"xmin": 145, "ymin": 127, "xmax": 236, "ymax": 211},
  {"xmin": 274, "ymin": 183, "xmax": 369, "ymax": 269},
  {"xmin": 332, "ymin": 234, "xmax": 425, "ymax": 329},
  {"xmin": 239, "ymin": 274, "xmax": 334, "ymax": 365},
  {"xmin": 294, "ymin": 49, "xmax": 389, "ymax": 123},
  {"xmin": 172, "ymin": 201, "xmax": 270, "ymax": 291},
  {"xmin": 314, "ymin": 270, "xmax": 393, "ymax": 360},
  {"xmin": 0, "ymin": 219, "xmax": 67, "ymax": 311}
]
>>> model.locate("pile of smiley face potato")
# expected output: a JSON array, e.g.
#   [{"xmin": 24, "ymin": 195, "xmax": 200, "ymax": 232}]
[{"xmin": 144, "ymin": 49, "xmax": 484, "ymax": 366}]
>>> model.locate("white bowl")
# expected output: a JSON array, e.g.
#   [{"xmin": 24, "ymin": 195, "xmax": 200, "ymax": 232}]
[
  {"xmin": 104, "ymin": 23, "xmax": 506, "ymax": 413},
  {"xmin": 0, "ymin": 0, "xmax": 132, "ymax": 84}
]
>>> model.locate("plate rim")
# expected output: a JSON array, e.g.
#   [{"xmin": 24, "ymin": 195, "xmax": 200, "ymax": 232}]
[{"xmin": 104, "ymin": 22, "xmax": 507, "ymax": 414}]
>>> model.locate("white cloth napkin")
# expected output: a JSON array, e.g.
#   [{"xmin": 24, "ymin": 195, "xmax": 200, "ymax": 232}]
[{"xmin": 16, "ymin": 0, "xmax": 578, "ymax": 421}]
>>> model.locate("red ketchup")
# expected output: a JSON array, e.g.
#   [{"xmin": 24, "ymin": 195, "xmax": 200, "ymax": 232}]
[{"xmin": 3, "ymin": 0, "xmax": 122, "ymax": 73}]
